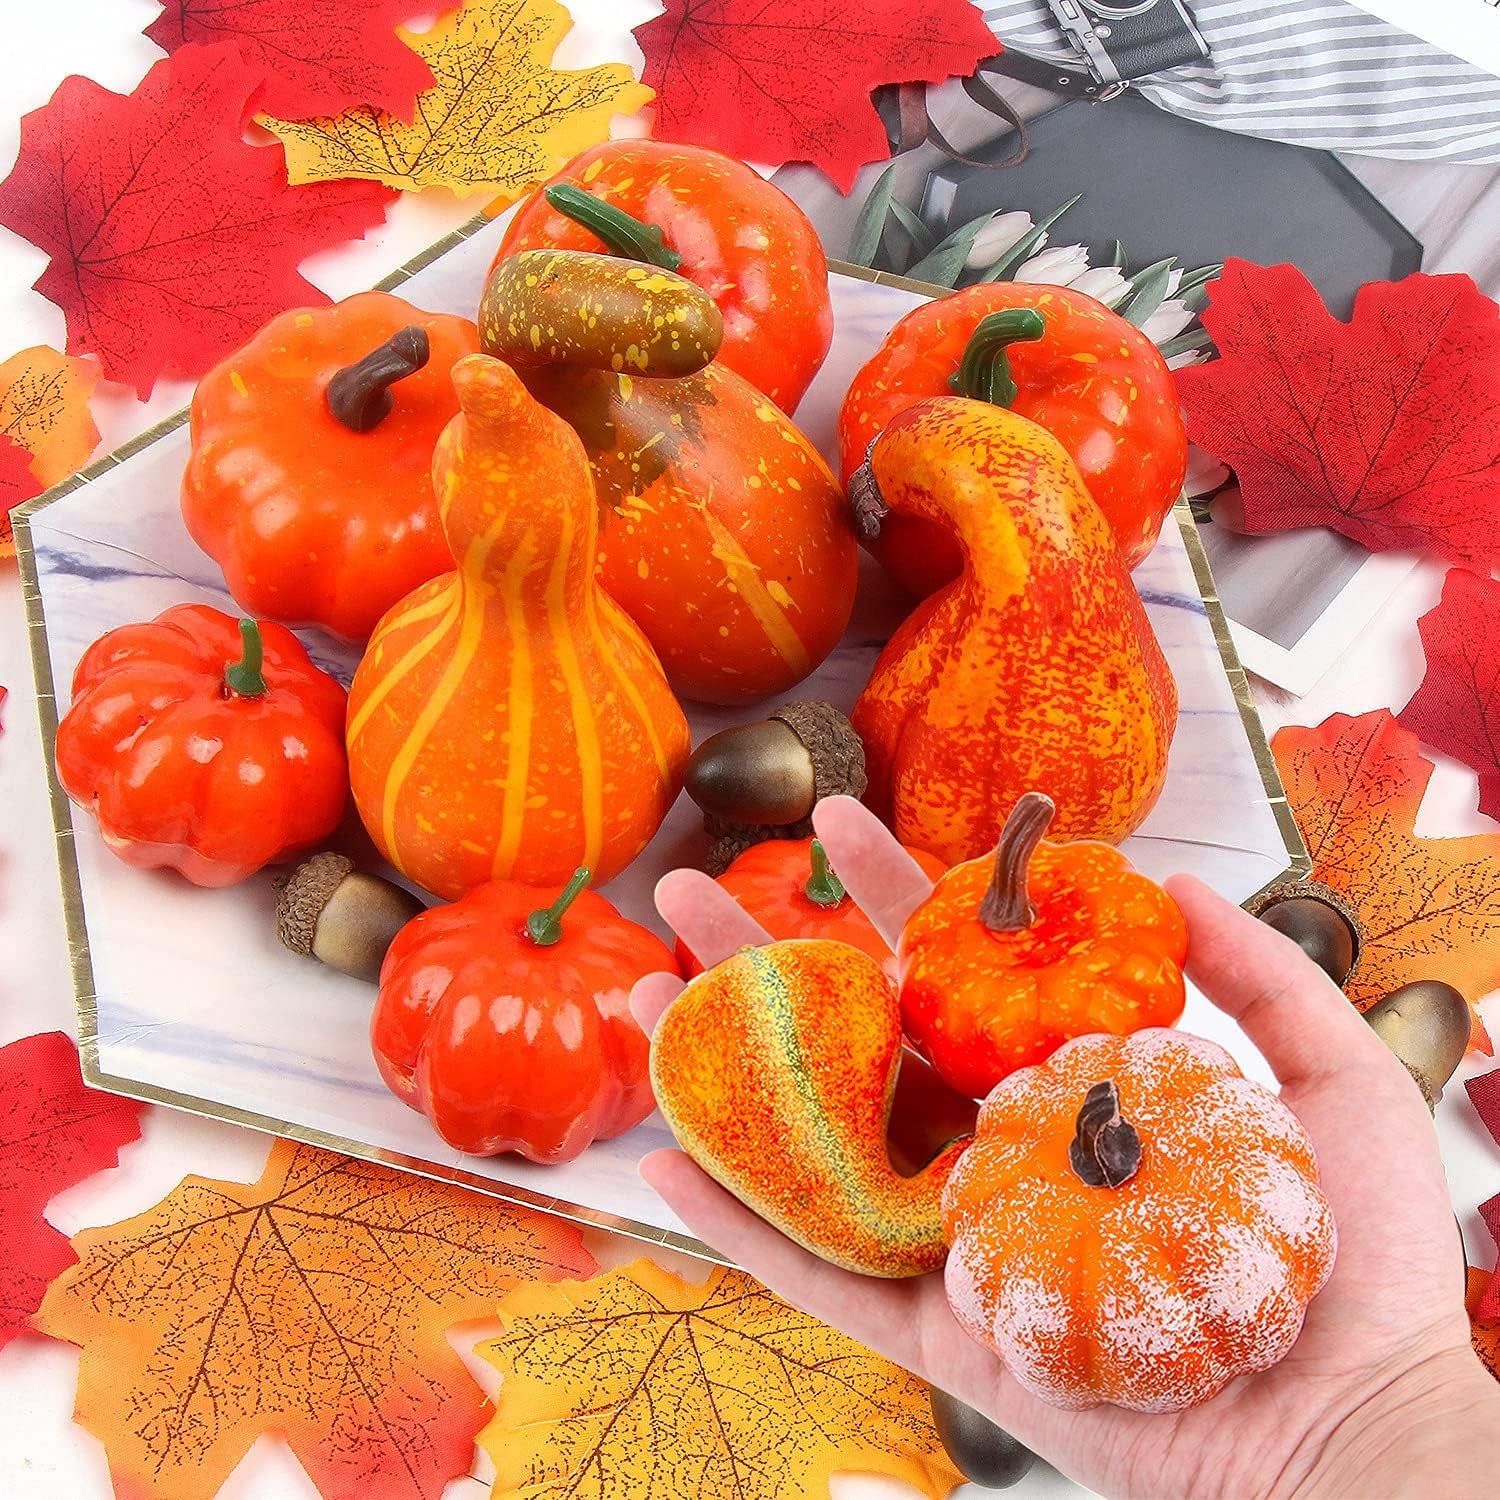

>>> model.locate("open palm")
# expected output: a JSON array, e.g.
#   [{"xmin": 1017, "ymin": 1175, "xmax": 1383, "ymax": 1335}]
[{"xmin": 631, "ymin": 797, "xmax": 1497, "ymax": 1499}]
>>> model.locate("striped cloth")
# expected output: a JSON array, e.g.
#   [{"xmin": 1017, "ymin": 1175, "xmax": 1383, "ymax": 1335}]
[{"xmin": 982, "ymin": 0, "xmax": 1500, "ymax": 163}]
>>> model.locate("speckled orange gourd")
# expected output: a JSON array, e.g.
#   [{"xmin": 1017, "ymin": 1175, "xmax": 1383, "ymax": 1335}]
[
  {"xmin": 651, "ymin": 939, "xmax": 970, "ymax": 1276},
  {"xmin": 850, "ymin": 398, "xmax": 1176, "ymax": 861},
  {"xmin": 943, "ymin": 1029, "xmax": 1336, "ymax": 1412},
  {"xmin": 346, "ymin": 354, "xmax": 690, "ymax": 900}
]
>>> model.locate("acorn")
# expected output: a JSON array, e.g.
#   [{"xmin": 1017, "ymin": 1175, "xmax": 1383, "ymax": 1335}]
[
  {"xmin": 928, "ymin": 1388, "xmax": 1036, "ymax": 1489},
  {"xmin": 1246, "ymin": 880, "xmax": 1363, "ymax": 987},
  {"xmin": 275, "ymin": 852, "xmax": 425, "ymax": 982},
  {"xmin": 1363, "ymin": 980, "xmax": 1472, "ymax": 1110},
  {"xmin": 685, "ymin": 701, "xmax": 866, "ymax": 874}
]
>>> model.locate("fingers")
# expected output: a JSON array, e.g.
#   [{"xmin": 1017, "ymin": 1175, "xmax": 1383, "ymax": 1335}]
[
  {"xmin": 1165, "ymin": 874, "xmax": 1396, "ymax": 1096},
  {"xmin": 629, "ymin": 971, "xmax": 685, "ymax": 1036},
  {"xmin": 654, "ymin": 867, "xmax": 772, "ymax": 967},
  {"xmin": 811, "ymin": 795, "xmax": 936, "ymax": 949}
]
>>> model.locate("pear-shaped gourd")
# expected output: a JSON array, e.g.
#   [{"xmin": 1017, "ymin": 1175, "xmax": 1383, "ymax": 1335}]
[
  {"xmin": 851, "ymin": 398, "xmax": 1177, "ymax": 861},
  {"xmin": 346, "ymin": 354, "xmax": 690, "ymax": 899}
]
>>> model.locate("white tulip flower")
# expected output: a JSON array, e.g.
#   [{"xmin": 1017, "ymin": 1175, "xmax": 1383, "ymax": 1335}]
[
  {"xmin": 965, "ymin": 211, "xmax": 1035, "ymax": 269},
  {"xmin": 1013, "ymin": 244, "xmax": 1089, "ymax": 284}
]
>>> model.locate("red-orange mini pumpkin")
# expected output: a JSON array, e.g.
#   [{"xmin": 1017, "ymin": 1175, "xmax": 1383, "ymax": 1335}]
[{"xmin": 943, "ymin": 1029, "xmax": 1336, "ymax": 1412}]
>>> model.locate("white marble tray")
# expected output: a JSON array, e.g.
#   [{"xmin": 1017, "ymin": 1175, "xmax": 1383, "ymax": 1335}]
[{"xmin": 16, "ymin": 216, "xmax": 1307, "ymax": 1258}]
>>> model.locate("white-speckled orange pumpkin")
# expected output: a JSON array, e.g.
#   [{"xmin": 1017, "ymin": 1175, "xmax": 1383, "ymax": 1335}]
[{"xmin": 941, "ymin": 1029, "xmax": 1336, "ymax": 1413}]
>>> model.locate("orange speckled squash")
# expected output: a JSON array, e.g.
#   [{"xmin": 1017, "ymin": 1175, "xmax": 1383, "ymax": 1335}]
[
  {"xmin": 943, "ymin": 1029, "xmax": 1336, "ymax": 1412},
  {"xmin": 850, "ymin": 397, "xmax": 1176, "ymax": 862},
  {"xmin": 651, "ymin": 939, "xmax": 970, "ymax": 1276},
  {"xmin": 346, "ymin": 353, "xmax": 690, "ymax": 899}
]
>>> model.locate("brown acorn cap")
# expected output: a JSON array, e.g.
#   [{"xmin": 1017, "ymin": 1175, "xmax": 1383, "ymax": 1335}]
[
  {"xmin": 1244, "ymin": 878, "xmax": 1365, "ymax": 985},
  {"xmin": 276, "ymin": 851, "xmax": 354, "ymax": 956},
  {"xmin": 769, "ymin": 701, "xmax": 867, "ymax": 803}
]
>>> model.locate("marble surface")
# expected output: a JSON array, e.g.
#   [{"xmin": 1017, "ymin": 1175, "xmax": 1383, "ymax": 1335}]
[{"xmin": 23, "ymin": 217, "xmax": 1303, "ymax": 1254}]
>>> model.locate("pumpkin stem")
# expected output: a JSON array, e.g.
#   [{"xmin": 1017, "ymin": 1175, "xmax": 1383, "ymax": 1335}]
[
  {"xmin": 223, "ymin": 618, "xmax": 268, "ymax": 698},
  {"xmin": 1069, "ymin": 1080, "xmax": 1142, "ymax": 1188},
  {"xmin": 326, "ymin": 325, "xmax": 431, "ymax": 432},
  {"xmin": 544, "ymin": 183, "xmax": 683, "ymax": 273},
  {"xmin": 804, "ymin": 839, "xmax": 846, "ymax": 907},
  {"xmin": 848, "ymin": 438, "xmax": 888, "ymax": 541},
  {"xmin": 978, "ymin": 792, "xmax": 1055, "ymax": 932},
  {"xmin": 948, "ymin": 309, "xmax": 1046, "ymax": 407},
  {"xmin": 526, "ymin": 867, "xmax": 591, "ymax": 946}
]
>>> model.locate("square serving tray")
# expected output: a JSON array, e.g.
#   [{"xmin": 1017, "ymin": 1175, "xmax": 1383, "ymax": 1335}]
[{"xmin": 17, "ymin": 213, "xmax": 1308, "ymax": 1260}]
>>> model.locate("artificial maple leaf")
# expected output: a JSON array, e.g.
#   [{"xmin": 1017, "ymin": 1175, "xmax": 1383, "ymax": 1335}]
[
  {"xmin": 144, "ymin": 0, "xmax": 450, "ymax": 121},
  {"xmin": 1398, "ymin": 569, "xmax": 1500, "ymax": 821},
  {"xmin": 0, "ymin": 1031, "xmax": 142, "ymax": 1352},
  {"xmin": 1468, "ymin": 1268, "xmax": 1500, "ymax": 1381},
  {"xmin": 35, "ymin": 1138, "xmax": 594, "ymax": 1500},
  {"xmin": 1271, "ymin": 710, "xmax": 1500, "ymax": 1046},
  {"xmin": 476, "ymin": 1257, "xmax": 961, "ymax": 1500},
  {"xmin": 1176, "ymin": 260, "xmax": 1500, "ymax": 568},
  {"xmin": 634, "ymin": 0, "xmax": 999, "ymax": 193},
  {"xmin": 0, "ymin": 434, "xmax": 40, "ymax": 560},
  {"xmin": 262, "ymin": 0, "xmax": 650, "ymax": 200},
  {"xmin": 0, "ymin": 44, "xmax": 394, "ymax": 398}
]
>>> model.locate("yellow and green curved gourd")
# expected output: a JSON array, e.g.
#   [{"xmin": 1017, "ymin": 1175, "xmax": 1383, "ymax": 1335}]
[
  {"xmin": 345, "ymin": 353, "xmax": 690, "ymax": 900},
  {"xmin": 651, "ymin": 938, "xmax": 970, "ymax": 1276}
]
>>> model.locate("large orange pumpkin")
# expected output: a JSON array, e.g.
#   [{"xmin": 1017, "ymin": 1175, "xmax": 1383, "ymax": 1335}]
[
  {"xmin": 942, "ymin": 1029, "xmax": 1336, "ymax": 1412},
  {"xmin": 345, "ymin": 354, "xmax": 690, "ymax": 899}
]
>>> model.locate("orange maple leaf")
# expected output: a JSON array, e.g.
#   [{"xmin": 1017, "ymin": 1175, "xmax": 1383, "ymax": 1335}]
[
  {"xmin": 34, "ymin": 1139, "xmax": 595, "ymax": 1500},
  {"xmin": 0, "ymin": 345, "xmax": 99, "ymax": 557},
  {"xmin": 475, "ymin": 1257, "xmax": 962, "ymax": 1500},
  {"xmin": 1469, "ymin": 1267, "xmax": 1499, "ymax": 1383},
  {"xmin": 1272, "ymin": 710, "xmax": 1499, "ymax": 1050}
]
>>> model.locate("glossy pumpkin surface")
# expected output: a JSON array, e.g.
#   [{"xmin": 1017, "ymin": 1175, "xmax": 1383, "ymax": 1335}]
[
  {"xmin": 652, "ymin": 939, "xmax": 969, "ymax": 1276},
  {"xmin": 942, "ymin": 1029, "xmax": 1336, "ymax": 1412},
  {"xmin": 346, "ymin": 354, "xmax": 690, "ymax": 899},
  {"xmin": 850, "ymin": 397, "xmax": 1177, "ymax": 861}
]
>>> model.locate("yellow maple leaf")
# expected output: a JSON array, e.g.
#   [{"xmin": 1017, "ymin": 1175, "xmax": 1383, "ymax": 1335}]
[
  {"xmin": 476, "ymin": 1257, "xmax": 962, "ymax": 1500},
  {"xmin": 0, "ymin": 345, "xmax": 99, "ymax": 558},
  {"xmin": 261, "ymin": 0, "xmax": 652, "ymax": 200}
]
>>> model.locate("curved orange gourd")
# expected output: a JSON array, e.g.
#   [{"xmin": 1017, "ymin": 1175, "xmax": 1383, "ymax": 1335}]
[
  {"xmin": 651, "ymin": 939, "xmax": 969, "ymax": 1276},
  {"xmin": 346, "ymin": 354, "xmax": 690, "ymax": 899},
  {"xmin": 942, "ymin": 1029, "xmax": 1336, "ymax": 1412},
  {"xmin": 850, "ymin": 398, "xmax": 1176, "ymax": 861}
]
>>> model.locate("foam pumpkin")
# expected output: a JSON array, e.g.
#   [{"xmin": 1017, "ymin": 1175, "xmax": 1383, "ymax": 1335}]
[
  {"xmin": 345, "ymin": 353, "xmax": 690, "ymax": 900},
  {"xmin": 943, "ymin": 1029, "xmax": 1336, "ymax": 1412}
]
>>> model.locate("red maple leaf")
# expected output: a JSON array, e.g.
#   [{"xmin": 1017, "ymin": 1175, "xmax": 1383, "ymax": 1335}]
[
  {"xmin": 633, "ymin": 0, "xmax": 999, "ymax": 192},
  {"xmin": 1176, "ymin": 260, "xmax": 1500, "ymax": 568},
  {"xmin": 0, "ymin": 44, "xmax": 394, "ymax": 398},
  {"xmin": 1398, "ymin": 569, "xmax": 1500, "ymax": 821},
  {"xmin": 0, "ymin": 1031, "xmax": 143, "ymax": 1350},
  {"xmin": 144, "ymin": 0, "xmax": 448, "ymax": 121},
  {"xmin": 0, "ymin": 434, "xmax": 42, "ymax": 558}
]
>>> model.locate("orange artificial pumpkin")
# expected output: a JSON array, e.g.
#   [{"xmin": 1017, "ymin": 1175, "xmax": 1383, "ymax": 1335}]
[
  {"xmin": 652, "ymin": 939, "xmax": 969, "ymax": 1276},
  {"xmin": 850, "ymin": 397, "xmax": 1176, "ymax": 861},
  {"xmin": 346, "ymin": 353, "xmax": 690, "ymax": 899},
  {"xmin": 482, "ymin": 250, "xmax": 856, "ymax": 706},
  {"xmin": 942, "ymin": 1029, "xmax": 1336, "ymax": 1412},
  {"xmin": 898, "ymin": 793, "xmax": 1186, "ymax": 1098}
]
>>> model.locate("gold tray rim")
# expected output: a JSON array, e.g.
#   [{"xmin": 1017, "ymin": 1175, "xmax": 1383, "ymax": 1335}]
[{"xmin": 13, "ymin": 220, "xmax": 1310, "ymax": 1263}]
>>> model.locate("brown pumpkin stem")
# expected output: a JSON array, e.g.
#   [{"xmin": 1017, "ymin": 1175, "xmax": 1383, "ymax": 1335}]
[
  {"xmin": 848, "ymin": 438, "xmax": 888, "ymax": 541},
  {"xmin": 326, "ymin": 325, "xmax": 431, "ymax": 432},
  {"xmin": 1069, "ymin": 1080, "xmax": 1142, "ymax": 1188},
  {"xmin": 978, "ymin": 792, "xmax": 1055, "ymax": 932}
]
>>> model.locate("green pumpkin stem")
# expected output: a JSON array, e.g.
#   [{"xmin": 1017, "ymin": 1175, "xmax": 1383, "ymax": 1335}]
[
  {"xmin": 224, "ymin": 619, "xmax": 268, "ymax": 698},
  {"xmin": 978, "ymin": 792, "xmax": 1055, "ymax": 932},
  {"xmin": 948, "ymin": 309, "xmax": 1047, "ymax": 407},
  {"xmin": 545, "ymin": 184, "xmax": 683, "ymax": 273},
  {"xmin": 1069, "ymin": 1080, "xmax": 1142, "ymax": 1188},
  {"xmin": 804, "ymin": 839, "xmax": 846, "ymax": 907},
  {"xmin": 326, "ymin": 325, "xmax": 431, "ymax": 433},
  {"xmin": 527, "ymin": 867, "xmax": 591, "ymax": 946}
]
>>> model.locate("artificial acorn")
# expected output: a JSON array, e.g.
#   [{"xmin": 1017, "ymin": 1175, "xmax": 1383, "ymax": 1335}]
[
  {"xmin": 928, "ymin": 1388, "xmax": 1036, "ymax": 1489},
  {"xmin": 1363, "ymin": 980, "xmax": 1472, "ymax": 1109},
  {"xmin": 1247, "ymin": 880, "xmax": 1363, "ymax": 987},
  {"xmin": 685, "ymin": 702, "xmax": 866, "ymax": 874},
  {"xmin": 276, "ymin": 852, "xmax": 425, "ymax": 982}
]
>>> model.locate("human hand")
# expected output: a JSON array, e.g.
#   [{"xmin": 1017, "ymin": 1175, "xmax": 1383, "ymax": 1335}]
[{"xmin": 632, "ymin": 797, "xmax": 1500, "ymax": 1499}]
